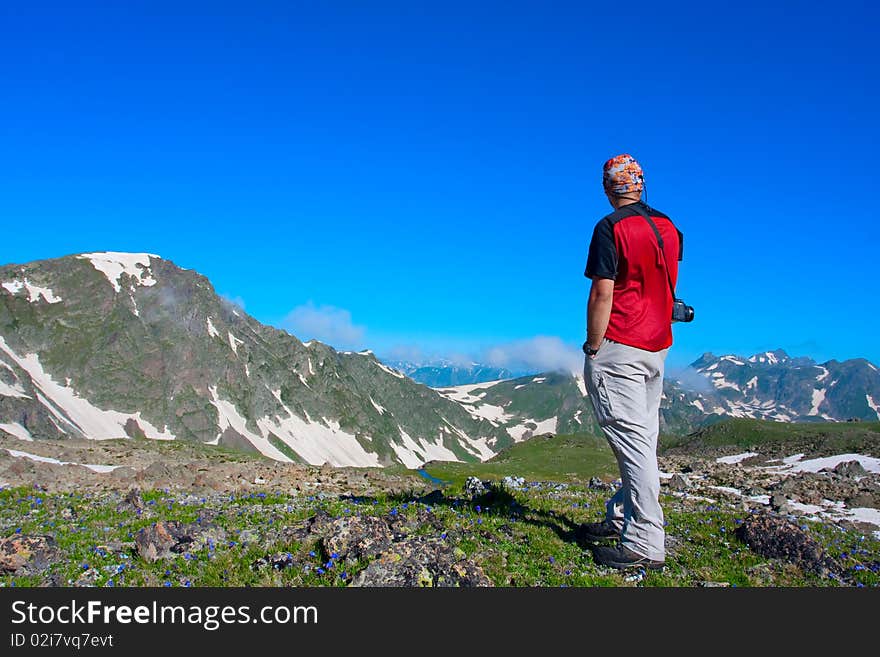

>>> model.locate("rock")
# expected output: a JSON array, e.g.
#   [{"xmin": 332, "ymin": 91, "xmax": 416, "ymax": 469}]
[
  {"xmin": 845, "ymin": 492, "xmax": 879, "ymax": 509},
  {"xmin": 389, "ymin": 507, "xmax": 443, "ymax": 537},
  {"xmin": 252, "ymin": 552, "xmax": 297, "ymax": 572},
  {"xmin": 698, "ymin": 581, "xmax": 731, "ymax": 587},
  {"xmin": 138, "ymin": 461, "xmax": 173, "ymax": 487},
  {"xmin": 116, "ymin": 488, "xmax": 145, "ymax": 514},
  {"xmin": 349, "ymin": 536, "xmax": 492, "ymax": 587},
  {"xmin": 281, "ymin": 510, "xmax": 337, "ymax": 543},
  {"xmin": 502, "ymin": 476, "xmax": 526, "ymax": 491},
  {"xmin": 135, "ymin": 522, "xmax": 190, "ymax": 562},
  {"xmin": 0, "ymin": 534, "xmax": 59, "ymax": 575},
  {"xmin": 589, "ymin": 477, "xmax": 613, "ymax": 491},
  {"xmin": 133, "ymin": 520, "xmax": 226, "ymax": 562},
  {"xmin": 770, "ymin": 493, "xmax": 791, "ymax": 513},
  {"xmin": 323, "ymin": 516, "xmax": 394, "ymax": 562},
  {"xmin": 668, "ymin": 474, "xmax": 691, "ymax": 491},
  {"xmin": 734, "ymin": 513, "xmax": 839, "ymax": 577},
  {"xmin": 830, "ymin": 461, "xmax": 867, "ymax": 478},
  {"xmin": 110, "ymin": 467, "xmax": 137, "ymax": 482},
  {"xmin": 464, "ymin": 476, "xmax": 489, "ymax": 499}
]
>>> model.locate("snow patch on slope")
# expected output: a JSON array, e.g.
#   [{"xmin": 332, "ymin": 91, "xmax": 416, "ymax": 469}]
[
  {"xmin": 507, "ymin": 417, "xmax": 557, "ymax": 441},
  {"xmin": 0, "ymin": 423, "xmax": 33, "ymax": 441},
  {"xmin": 715, "ymin": 451, "xmax": 759, "ymax": 465},
  {"xmin": 5, "ymin": 448, "xmax": 119, "ymax": 473},
  {"xmin": 435, "ymin": 380, "xmax": 507, "ymax": 404},
  {"xmin": 79, "ymin": 252, "xmax": 158, "ymax": 293},
  {"xmin": 765, "ymin": 452, "xmax": 880, "ymax": 474},
  {"xmin": 2, "ymin": 279, "xmax": 62, "ymax": 304},
  {"xmin": 0, "ymin": 376, "xmax": 30, "ymax": 399},
  {"xmin": 208, "ymin": 385, "xmax": 291, "ymax": 462},
  {"xmin": 809, "ymin": 388, "xmax": 826, "ymax": 416},
  {"xmin": 867, "ymin": 394, "xmax": 880, "ymax": 420},
  {"xmin": 228, "ymin": 331, "xmax": 244, "ymax": 354},
  {"xmin": 0, "ymin": 335, "xmax": 175, "ymax": 441}
]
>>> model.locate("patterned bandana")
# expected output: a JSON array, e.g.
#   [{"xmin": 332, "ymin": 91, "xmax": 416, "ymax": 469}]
[{"xmin": 602, "ymin": 153, "xmax": 644, "ymax": 195}]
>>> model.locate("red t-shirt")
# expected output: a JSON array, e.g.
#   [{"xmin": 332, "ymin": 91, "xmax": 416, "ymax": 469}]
[{"xmin": 584, "ymin": 201, "xmax": 682, "ymax": 352}]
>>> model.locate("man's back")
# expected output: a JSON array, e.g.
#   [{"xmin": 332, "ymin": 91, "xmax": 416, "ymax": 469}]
[{"xmin": 584, "ymin": 200, "xmax": 682, "ymax": 352}]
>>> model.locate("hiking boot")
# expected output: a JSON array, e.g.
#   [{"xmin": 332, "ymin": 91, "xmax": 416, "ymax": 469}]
[
  {"xmin": 591, "ymin": 544, "xmax": 665, "ymax": 570},
  {"xmin": 578, "ymin": 520, "xmax": 620, "ymax": 543}
]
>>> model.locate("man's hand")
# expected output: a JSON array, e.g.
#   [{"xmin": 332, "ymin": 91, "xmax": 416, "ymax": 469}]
[{"xmin": 586, "ymin": 277, "xmax": 614, "ymax": 354}]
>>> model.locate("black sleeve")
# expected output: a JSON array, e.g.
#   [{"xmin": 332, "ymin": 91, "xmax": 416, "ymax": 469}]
[
  {"xmin": 677, "ymin": 229, "xmax": 684, "ymax": 261},
  {"xmin": 584, "ymin": 218, "xmax": 617, "ymax": 280}
]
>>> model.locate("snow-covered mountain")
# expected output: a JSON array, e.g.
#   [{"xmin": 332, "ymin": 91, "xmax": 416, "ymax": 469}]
[
  {"xmin": 0, "ymin": 252, "xmax": 513, "ymax": 467},
  {"xmin": 383, "ymin": 359, "xmax": 526, "ymax": 388},
  {"xmin": 430, "ymin": 349, "xmax": 880, "ymax": 440},
  {"xmin": 682, "ymin": 349, "xmax": 880, "ymax": 422}
]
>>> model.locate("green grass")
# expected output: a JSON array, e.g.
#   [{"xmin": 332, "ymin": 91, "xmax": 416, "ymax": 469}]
[
  {"xmin": 420, "ymin": 432, "xmax": 618, "ymax": 487},
  {"xmin": 661, "ymin": 418, "xmax": 880, "ymax": 453},
  {"xmin": 1, "ymin": 481, "xmax": 877, "ymax": 588}
]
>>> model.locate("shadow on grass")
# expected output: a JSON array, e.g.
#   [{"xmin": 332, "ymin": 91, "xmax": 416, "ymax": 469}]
[{"xmin": 340, "ymin": 482, "xmax": 601, "ymax": 550}]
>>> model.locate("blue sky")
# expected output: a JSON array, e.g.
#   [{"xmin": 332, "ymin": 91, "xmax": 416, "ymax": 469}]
[{"xmin": 1, "ymin": 1, "xmax": 878, "ymax": 370}]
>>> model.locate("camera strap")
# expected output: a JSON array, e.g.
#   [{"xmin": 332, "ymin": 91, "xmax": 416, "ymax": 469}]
[{"xmin": 629, "ymin": 204, "xmax": 678, "ymax": 300}]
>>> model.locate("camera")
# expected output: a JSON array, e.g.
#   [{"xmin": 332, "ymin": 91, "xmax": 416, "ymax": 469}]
[{"xmin": 672, "ymin": 298, "xmax": 694, "ymax": 323}]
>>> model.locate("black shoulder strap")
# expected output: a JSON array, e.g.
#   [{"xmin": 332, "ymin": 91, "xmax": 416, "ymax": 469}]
[{"xmin": 629, "ymin": 203, "xmax": 677, "ymax": 299}]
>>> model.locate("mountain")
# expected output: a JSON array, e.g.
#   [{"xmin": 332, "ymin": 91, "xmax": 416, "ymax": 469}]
[
  {"xmin": 435, "ymin": 373, "xmax": 601, "ymax": 441},
  {"xmin": 0, "ymin": 252, "xmax": 514, "ymax": 467},
  {"xmin": 383, "ymin": 360, "xmax": 526, "ymax": 387},
  {"xmin": 683, "ymin": 350, "xmax": 880, "ymax": 422},
  {"xmin": 432, "ymin": 349, "xmax": 880, "ymax": 439}
]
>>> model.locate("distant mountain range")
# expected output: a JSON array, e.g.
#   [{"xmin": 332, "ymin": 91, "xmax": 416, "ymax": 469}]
[
  {"xmin": 394, "ymin": 349, "xmax": 880, "ymax": 442},
  {"xmin": 383, "ymin": 360, "xmax": 528, "ymax": 388},
  {"xmin": 2, "ymin": 252, "xmax": 878, "ymax": 469}
]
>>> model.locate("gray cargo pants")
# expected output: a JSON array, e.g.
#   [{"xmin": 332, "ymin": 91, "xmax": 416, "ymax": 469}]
[{"xmin": 583, "ymin": 338, "xmax": 668, "ymax": 561}]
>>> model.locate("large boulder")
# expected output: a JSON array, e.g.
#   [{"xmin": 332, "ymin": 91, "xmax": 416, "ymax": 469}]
[
  {"xmin": 734, "ymin": 513, "xmax": 839, "ymax": 577},
  {"xmin": 134, "ymin": 520, "xmax": 225, "ymax": 562},
  {"xmin": 0, "ymin": 534, "xmax": 59, "ymax": 575},
  {"xmin": 349, "ymin": 536, "xmax": 492, "ymax": 587},
  {"xmin": 323, "ymin": 516, "xmax": 394, "ymax": 562}
]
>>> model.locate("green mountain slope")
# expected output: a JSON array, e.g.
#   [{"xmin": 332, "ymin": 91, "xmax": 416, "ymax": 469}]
[{"xmin": 0, "ymin": 252, "xmax": 512, "ymax": 467}]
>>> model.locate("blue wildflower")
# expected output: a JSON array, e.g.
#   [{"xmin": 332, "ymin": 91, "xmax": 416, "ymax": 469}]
[{"xmin": 163, "ymin": 581, "xmax": 171, "ymax": 587}]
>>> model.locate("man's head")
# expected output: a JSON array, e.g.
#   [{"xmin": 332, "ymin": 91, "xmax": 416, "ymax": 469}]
[{"xmin": 603, "ymin": 153, "xmax": 644, "ymax": 208}]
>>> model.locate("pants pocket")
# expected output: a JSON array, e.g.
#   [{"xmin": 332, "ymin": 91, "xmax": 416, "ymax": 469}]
[{"xmin": 586, "ymin": 363, "xmax": 618, "ymax": 426}]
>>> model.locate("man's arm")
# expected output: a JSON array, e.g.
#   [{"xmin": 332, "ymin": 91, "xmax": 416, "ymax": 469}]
[{"xmin": 586, "ymin": 277, "xmax": 614, "ymax": 352}]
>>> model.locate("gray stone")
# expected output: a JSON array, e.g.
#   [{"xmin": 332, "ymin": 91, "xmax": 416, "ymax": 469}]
[
  {"xmin": 668, "ymin": 474, "xmax": 691, "ymax": 491},
  {"xmin": 0, "ymin": 534, "xmax": 59, "ymax": 575},
  {"xmin": 349, "ymin": 536, "xmax": 492, "ymax": 587}
]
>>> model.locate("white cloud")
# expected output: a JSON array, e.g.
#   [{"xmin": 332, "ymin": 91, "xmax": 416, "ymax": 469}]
[
  {"xmin": 668, "ymin": 366, "xmax": 715, "ymax": 394},
  {"xmin": 220, "ymin": 293, "xmax": 246, "ymax": 311},
  {"xmin": 483, "ymin": 336, "xmax": 582, "ymax": 374},
  {"xmin": 283, "ymin": 302, "xmax": 365, "ymax": 348}
]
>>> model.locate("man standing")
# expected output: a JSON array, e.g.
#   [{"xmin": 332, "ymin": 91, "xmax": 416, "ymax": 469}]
[{"xmin": 580, "ymin": 153, "xmax": 683, "ymax": 570}]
